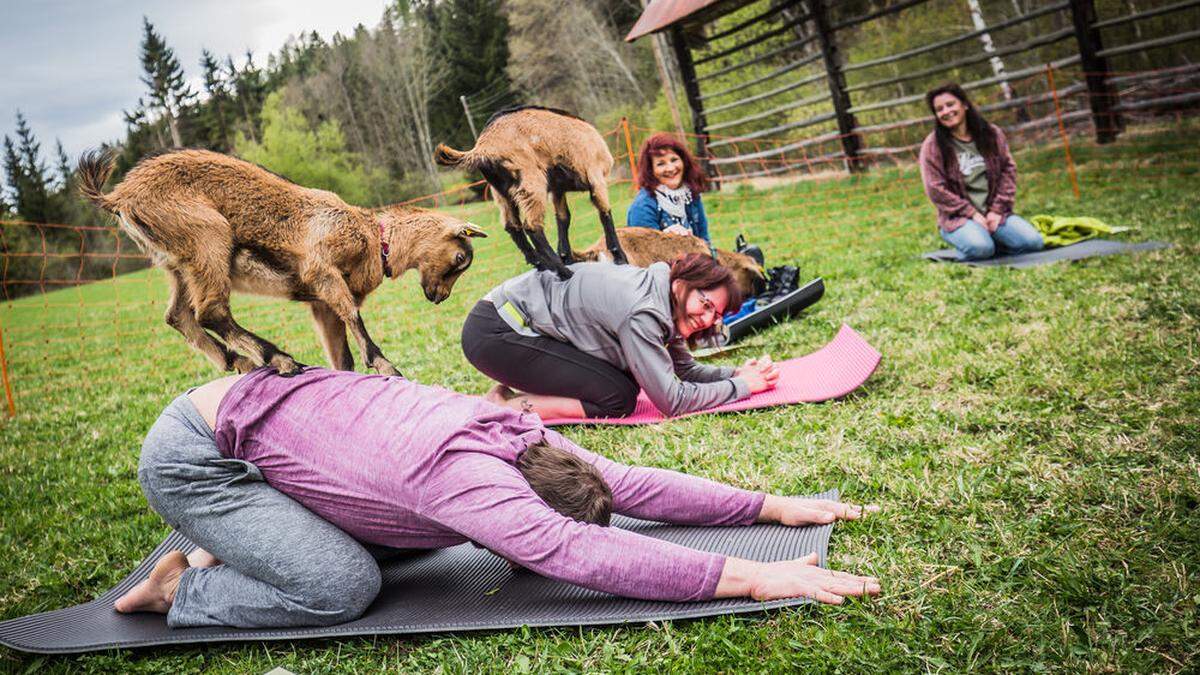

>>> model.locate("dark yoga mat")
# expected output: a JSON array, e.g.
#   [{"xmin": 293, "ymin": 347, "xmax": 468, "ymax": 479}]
[
  {"xmin": 726, "ymin": 278, "xmax": 825, "ymax": 344},
  {"xmin": 923, "ymin": 239, "xmax": 1169, "ymax": 268},
  {"xmin": 0, "ymin": 491, "xmax": 838, "ymax": 654}
]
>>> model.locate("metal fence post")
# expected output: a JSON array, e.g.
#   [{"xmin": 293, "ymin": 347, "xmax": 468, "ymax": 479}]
[
  {"xmin": 1068, "ymin": 0, "xmax": 1122, "ymax": 143},
  {"xmin": 621, "ymin": 117, "xmax": 638, "ymax": 192},
  {"xmin": 1045, "ymin": 64, "xmax": 1082, "ymax": 200},
  {"xmin": 810, "ymin": 0, "xmax": 864, "ymax": 172},
  {"xmin": 0, "ymin": 320, "xmax": 15, "ymax": 417}
]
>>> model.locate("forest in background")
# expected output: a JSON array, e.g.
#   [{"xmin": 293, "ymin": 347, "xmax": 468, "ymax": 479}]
[{"xmin": 1, "ymin": 0, "xmax": 1195, "ymax": 297}]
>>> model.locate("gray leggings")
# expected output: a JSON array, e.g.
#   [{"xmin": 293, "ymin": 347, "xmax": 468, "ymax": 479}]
[{"xmin": 138, "ymin": 395, "xmax": 381, "ymax": 628}]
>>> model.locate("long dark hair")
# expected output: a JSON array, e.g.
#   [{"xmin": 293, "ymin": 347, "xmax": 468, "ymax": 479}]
[
  {"xmin": 925, "ymin": 83, "xmax": 997, "ymax": 170},
  {"xmin": 636, "ymin": 133, "xmax": 708, "ymax": 193}
]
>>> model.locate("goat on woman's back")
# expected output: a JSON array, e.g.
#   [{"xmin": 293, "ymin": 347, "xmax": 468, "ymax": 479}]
[
  {"xmin": 434, "ymin": 106, "xmax": 627, "ymax": 278},
  {"xmin": 77, "ymin": 148, "xmax": 485, "ymax": 376}
]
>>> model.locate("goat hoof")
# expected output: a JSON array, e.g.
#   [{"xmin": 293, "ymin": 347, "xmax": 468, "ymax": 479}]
[
  {"xmin": 553, "ymin": 266, "xmax": 574, "ymax": 280},
  {"xmin": 271, "ymin": 354, "xmax": 302, "ymax": 377},
  {"xmin": 375, "ymin": 362, "xmax": 401, "ymax": 377},
  {"xmin": 611, "ymin": 250, "xmax": 629, "ymax": 265},
  {"xmin": 230, "ymin": 354, "xmax": 257, "ymax": 374}
]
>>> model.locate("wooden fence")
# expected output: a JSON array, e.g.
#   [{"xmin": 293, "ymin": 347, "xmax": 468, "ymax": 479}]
[{"xmin": 654, "ymin": 0, "xmax": 1200, "ymax": 181}]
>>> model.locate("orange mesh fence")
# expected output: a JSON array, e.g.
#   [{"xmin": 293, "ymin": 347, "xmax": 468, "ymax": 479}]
[{"xmin": 1, "ymin": 68, "xmax": 1196, "ymax": 417}]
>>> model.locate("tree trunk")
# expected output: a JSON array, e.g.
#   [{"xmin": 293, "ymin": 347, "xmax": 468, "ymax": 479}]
[{"xmin": 967, "ymin": 0, "xmax": 1014, "ymax": 100}]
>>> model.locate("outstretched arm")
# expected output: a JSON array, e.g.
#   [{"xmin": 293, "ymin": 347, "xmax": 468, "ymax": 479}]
[
  {"xmin": 423, "ymin": 453, "xmax": 726, "ymax": 601},
  {"xmin": 423, "ymin": 453, "xmax": 880, "ymax": 604},
  {"xmin": 541, "ymin": 428, "xmax": 876, "ymax": 527}
]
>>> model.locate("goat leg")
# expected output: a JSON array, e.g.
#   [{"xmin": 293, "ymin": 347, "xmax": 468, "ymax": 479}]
[
  {"xmin": 310, "ymin": 301, "xmax": 355, "ymax": 371},
  {"xmin": 506, "ymin": 227, "xmax": 544, "ymax": 269},
  {"xmin": 527, "ymin": 228, "xmax": 573, "ymax": 279},
  {"xmin": 551, "ymin": 192, "xmax": 576, "ymax": 264},
  {"xmin": 164, "ymin": 267, "xmax": 255, "ymax": 373},
  {"xmin": 197, "ymin": 303, "xmax": 302, "ymax": 376},
  {"xmin": 350, "ymin": 313, "xmax": 399, "ymax": 377},
  {"xmin": 597, "ymin": 209, "xmax": 628, "ymax": 265},
  {"xmin": 305, "ymin": 265, "xmax": 399, "ymax": 376}
]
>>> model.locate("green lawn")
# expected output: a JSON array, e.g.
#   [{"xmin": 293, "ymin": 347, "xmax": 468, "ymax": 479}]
[{"xmin": 1, "ymin": 123, "xmax": 1197, "ymax": 672}]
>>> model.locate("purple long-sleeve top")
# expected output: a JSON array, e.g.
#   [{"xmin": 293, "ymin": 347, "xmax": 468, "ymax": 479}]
[{"xmin": 215, "ymin": 368, "xmax": 765, "ymax": 602}]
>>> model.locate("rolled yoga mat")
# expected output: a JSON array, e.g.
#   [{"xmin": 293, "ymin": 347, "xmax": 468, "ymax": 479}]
[
  {"xmin": 0, "ymin": 492, "xmax": 839, "ymax": 654},
  {"xmin": 923, "ymin": 238, "xmax": 1169, "ymax": 268},
  {"xmin": 542, "ymin": 324, "xmax": 881, "ymax": 427}
]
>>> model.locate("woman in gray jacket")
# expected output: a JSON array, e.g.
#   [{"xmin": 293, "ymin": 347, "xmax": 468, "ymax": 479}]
[{"xmin": 461, "ymin": 254, "xmax": 779, "ymax": 420}]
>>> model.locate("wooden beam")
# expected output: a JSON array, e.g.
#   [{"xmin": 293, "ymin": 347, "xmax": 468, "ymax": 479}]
[
  {"xmin": 810, "ymin": 0, "xmax": 862, "ymax": 172},
  {"xmin": 1068, "ymin": 0, "xmax": 1122, "ymax": 143},
  {"xmin": 669, "ymin": 25, "xmax": 715, "ymax": 182}
]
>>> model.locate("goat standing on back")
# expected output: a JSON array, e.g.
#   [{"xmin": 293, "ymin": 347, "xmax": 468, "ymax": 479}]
[
  {"xmin": 434, "ymin": 106, "xmax": 627, "ymax": 279},
  {"xmin": 77, "ymin": 149, "xmax": 485, "ymax": 376}
]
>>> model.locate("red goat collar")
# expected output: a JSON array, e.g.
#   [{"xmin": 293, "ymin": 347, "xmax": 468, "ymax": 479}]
[{"xmin": 378, "ymin": 219, "xmax": 390, "ymax": 273}]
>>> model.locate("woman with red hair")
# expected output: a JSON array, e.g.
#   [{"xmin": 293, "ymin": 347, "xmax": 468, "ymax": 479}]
[{"xmin": 627, "ymin": 133, "xmax": 713, "ymax": 243}]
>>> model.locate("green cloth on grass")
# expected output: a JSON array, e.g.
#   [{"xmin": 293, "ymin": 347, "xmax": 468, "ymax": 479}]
[{"xmin": 1030, "ymin": 215, "xmax": 1132, "ymax": 248}]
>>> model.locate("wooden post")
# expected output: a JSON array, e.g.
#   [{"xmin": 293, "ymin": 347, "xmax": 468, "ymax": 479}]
[
  {"xmin": 810, "ymin": 0, "xmax": 863, "ymax": 172},
  {"xmin": 460, "ymin": 94, "xmax": 478, "ymax": 140},
  {"xmin": 1067, "ymin": 0, "xmax": 1122, "ymax": 143},
  {"xmin": 642, "ymin": 0, "xmax": 686, "ymax": 137},
  {"xmin": 669, "ymin": 25, "xmax": 716, "ymax": 185}
]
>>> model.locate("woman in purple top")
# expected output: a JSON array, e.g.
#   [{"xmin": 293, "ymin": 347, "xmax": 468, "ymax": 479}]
[
  {"xmin": 919, "ymin": 82, "xmax": 1044, "ymax": 260},
  {"xmin": 114, "ymin": 368, "xmax": 880, "ymax": 628}
]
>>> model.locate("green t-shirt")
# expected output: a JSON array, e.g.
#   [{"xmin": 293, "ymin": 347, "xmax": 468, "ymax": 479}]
[{"xmin": 951, "ymin": 136, "xmax": 989, "ymax": 216}]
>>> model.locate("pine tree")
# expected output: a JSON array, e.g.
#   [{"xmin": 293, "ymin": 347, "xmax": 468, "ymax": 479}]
[
  {"xmin": 54, "ymin": 140, "xmax": 72, "ymax": 190},
  {"xmin": 3, "ymin": 112, "xmax": 56, "ymax": 223},
  {"xmin": 424, "ymin": 0, "xmax": 514, "ymax": 147},
  {"xmin": 138, "ymin": 17, "xmax": 194, "ymax": 147},
  {"xmin": 199, "ymin": 49, "xmax": 233, "ymax": 150}
]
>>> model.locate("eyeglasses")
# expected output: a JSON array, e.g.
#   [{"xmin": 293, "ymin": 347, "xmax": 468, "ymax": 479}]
[{"xmin": 696, "ymin": 288, "xmax": 718, "ymax": 318}]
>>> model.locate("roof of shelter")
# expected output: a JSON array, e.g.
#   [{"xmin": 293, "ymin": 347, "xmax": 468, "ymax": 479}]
[{"xmin": 624, "ymin": 0, "xmax": 726, "ymax": 42}]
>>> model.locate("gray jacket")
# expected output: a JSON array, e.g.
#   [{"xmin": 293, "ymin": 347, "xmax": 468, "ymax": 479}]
[{"xmin": 487, "ymin": 262, "xmax": 750, "ymax": 416}]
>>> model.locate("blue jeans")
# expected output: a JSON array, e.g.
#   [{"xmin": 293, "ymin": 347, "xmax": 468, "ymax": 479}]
[{"xmin": 940, "ymin": 214, "xmax": 1044, "ymax": 260}]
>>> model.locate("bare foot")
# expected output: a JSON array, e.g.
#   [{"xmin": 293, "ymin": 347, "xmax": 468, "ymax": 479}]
[
  {"xmin": 187, "ymin": 548, "xmax": 221, "ymax": 568},
  {"xmin": 114, "ymin": 550, "xmax": 189, "ymax": 614},
  {"xmin": 484, "ymin": 383, "xmax": 515, "ymax": 406}
]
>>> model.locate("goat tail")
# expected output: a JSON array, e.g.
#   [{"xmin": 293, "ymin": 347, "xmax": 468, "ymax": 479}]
[
  {"xmin": 433, "ymin": 143, "xmax": 474, "ymax": 168},
  {"xmin": 76, "ymin": 148, "xmax": 118, "ymax": 213}
]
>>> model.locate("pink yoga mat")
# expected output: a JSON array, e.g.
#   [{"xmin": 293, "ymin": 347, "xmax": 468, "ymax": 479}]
[{"xmin": 542, "ymin": 324, "xmax": 881, "ymax": 426}]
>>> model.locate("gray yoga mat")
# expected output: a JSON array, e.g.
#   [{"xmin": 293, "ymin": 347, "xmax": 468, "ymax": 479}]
[
  {"xmin": 0, "ymin": 491, "xmax": 838, "ymax": 654},
  {"xmin": 923, "ymin": 238, "xmax": 1169, "ymax": 268}
]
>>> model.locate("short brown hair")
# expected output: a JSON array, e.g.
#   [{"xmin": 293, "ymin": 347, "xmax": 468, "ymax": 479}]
[{"xmin": 517, "ymin": 442, "xmax": 613, "ymax": 526}]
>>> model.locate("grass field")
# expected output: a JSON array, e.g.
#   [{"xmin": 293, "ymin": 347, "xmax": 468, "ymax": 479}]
[{"xmin": 1, "ymin": 123, "xmax": 1197, "ymax": 672}]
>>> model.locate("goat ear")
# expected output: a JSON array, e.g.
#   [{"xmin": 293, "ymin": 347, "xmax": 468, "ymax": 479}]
[{"xmin": 458, "ymin": 222, "xmax": 488, "ymax": 238}]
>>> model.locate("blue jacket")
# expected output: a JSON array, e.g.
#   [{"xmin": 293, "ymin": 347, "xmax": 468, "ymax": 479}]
[{"xmin": 626, "ymin": 188, "xmax": 711, "ymax": 244}]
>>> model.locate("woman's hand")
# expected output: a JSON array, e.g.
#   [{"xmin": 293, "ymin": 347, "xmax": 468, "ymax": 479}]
[
  {"xmin": 985, "ymin": 211, "xmax": 1003, "ymax": 232},
  {"xmin": 735, "ymin": 355, "xmax": 780, "ymax": 394},
  {"xmin": 758, "ymin": 495, "xmax": 880, "ymax": 526},
  {"xmin": 663, "ymin": 224, "xmax": 691, "ymax": 237},
  {"xmin": 716, "ymin": 554, "xmax": 881, "ymax": 604}
]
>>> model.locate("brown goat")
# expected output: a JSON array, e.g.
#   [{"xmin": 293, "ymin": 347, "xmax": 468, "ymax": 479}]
[
  {"xmin": 433, "ymin": 106, "xmax": 626, "ymax": 279},
  {"xmin": 77, "ymin": 148, "xmax": 485, "ymax": 376},
  {"xmin": 576, "ymin": 227, "xmax": 766, "ymax": 299}
]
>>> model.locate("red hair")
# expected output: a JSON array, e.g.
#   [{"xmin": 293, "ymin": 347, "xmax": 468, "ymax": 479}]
[
  {"xmin": 636, "ymin": 133, "xmax": 708, "ymax": 193},
  {"xmin": 669, "ymin": 253, "xmax": 743, "ymax": 341}
]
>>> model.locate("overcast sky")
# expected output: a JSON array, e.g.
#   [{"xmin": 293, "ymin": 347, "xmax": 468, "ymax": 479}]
[{"xmin": 1, "ymin": 0, "xmax": 391, "ymax": 163}]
